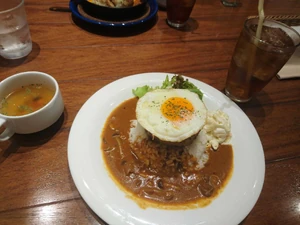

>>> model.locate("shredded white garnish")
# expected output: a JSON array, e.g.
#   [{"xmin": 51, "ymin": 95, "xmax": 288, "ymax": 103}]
[{"xmin": 203, "ymin": 110, "xmax": 231, "ymax": 150}]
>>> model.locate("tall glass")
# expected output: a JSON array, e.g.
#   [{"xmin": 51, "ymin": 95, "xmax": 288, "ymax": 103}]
[
  {"xmin": 0, "ymin": 0, "xmax": 32, "ymax": 59},
  {"xmin": 166, "ymin": 0, "xmax": 196, "ymax": 28},
  {"xmin": 225, "ymin": 18, "xmax": 300, "ymax": 102}
]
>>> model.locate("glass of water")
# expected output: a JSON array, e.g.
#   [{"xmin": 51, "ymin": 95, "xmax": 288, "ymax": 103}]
[{"xmin": 0, "ymin": 0, "xmax": 32, "ymax": 59}]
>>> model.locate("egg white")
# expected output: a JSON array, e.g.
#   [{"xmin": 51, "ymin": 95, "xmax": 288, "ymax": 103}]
[{"xmin": 136, "ymin": 89, "xmax": 207, "ymax": 143}]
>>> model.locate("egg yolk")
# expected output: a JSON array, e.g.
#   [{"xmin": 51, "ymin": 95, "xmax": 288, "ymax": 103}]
[{"xmin": 161, "ymin": 97, "xmax": 194, "ymax": 122}]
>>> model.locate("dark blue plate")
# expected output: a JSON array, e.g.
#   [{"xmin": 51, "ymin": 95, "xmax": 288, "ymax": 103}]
[{"xmin": 69, "ymin": 0, "xmax": 158, "ymax": 27}]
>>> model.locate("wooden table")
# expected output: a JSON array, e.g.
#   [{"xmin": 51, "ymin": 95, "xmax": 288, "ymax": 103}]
[{"xmin": 0, "ymin": 0, "xmax": 299, "ymax": 224}]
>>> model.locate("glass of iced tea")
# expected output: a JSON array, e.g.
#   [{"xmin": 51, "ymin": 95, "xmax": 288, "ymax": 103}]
[
  {"xmin": 225, "ymin": 18, "xmax": 300, "ymax": 102},
  {"xmin": 166, "ymin": 0, "xmax": 196, "ymax": 28}
]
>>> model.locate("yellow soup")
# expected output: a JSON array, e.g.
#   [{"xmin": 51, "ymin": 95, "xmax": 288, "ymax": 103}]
[{"xmin": 0, "ymin": 84, "xmax": 55, "ymax": 116}]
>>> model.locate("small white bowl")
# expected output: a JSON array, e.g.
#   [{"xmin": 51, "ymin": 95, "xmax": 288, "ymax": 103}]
[{"xmin": 0, "ymin": 71, "xmax": 64, "ymax": 141}]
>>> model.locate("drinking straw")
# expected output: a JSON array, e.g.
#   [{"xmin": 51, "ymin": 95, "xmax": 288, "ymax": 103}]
[
  {"xmin": 256, "ymin": 0, "xmax": 265, "ymax": 41},
  {"xmin": 244, "ymin": 0, "xmax": 265, "ymax": 97}
]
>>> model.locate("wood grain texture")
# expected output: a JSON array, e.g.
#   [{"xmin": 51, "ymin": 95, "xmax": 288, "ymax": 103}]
[
  {"xmin": 242, "ymin": 158, "xmax": 300, "ymax": 225},
  {"xmin": 0, "ymin": 0, "xmax": 300, "ymax": 224}
]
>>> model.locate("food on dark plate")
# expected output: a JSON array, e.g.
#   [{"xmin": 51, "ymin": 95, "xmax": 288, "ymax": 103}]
[
  {"xmin": 101, "ymin": 75, "xmax": 233, "ymax": 209},
  {"xmin": 88, "ymin": 0, "xmax": 142, "ymax": 7},
  {"xmin": 82, "ymin": 0, "xmax": 148, "ymax": 21}
]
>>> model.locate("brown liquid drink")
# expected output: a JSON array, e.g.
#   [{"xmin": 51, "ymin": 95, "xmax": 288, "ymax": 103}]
[
  {"xmin": 225, "ymin": 18, "xmax": 300, "ymax": 102},
  {"xmin": 166, "ymin": 0, "xmax": 196, "ymax": 28}
]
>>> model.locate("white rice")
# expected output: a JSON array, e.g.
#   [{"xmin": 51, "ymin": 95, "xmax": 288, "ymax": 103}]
[
  {"xmin": 184, "ymin": 129, "xmax": 209, "ymax": 169},
  {"xmin": 129, "ymin": 120, "xmax": 148, "ymax": 143}
]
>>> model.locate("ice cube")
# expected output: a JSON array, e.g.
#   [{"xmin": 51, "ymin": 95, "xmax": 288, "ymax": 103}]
[{"xmin": 249, "ymin": 24, "xmax": 294, "ymax": 48}]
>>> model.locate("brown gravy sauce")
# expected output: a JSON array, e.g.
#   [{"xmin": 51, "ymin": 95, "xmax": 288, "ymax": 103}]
[{"xmin": 101, "ymin": 97, "xmax": 234, "ymax": 209}]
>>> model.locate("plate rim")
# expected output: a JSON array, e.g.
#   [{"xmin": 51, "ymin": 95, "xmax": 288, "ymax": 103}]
[
  {"xmin": 69, "ymin": 0, "xmax": 158, "ymax": 27},
  {"xmin": 68, "ymin": 72, "xmax": 265, "ymax": 225}
]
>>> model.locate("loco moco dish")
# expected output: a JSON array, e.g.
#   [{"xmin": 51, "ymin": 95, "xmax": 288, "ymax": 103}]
[{"xmin": 101, "ymin": 75, "xmax": 233, "ymax": 209}]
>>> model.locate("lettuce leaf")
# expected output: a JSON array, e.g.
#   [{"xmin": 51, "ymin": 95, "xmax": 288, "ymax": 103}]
[
  {"xmin": 161, "ymin": 75, "xmax": 176, "ymax": 89},
  {"xmin": 132, "ymin": 85, "xmax": 153, "ymax": 98},
  {"xmin": 132, "ymin": 75, "xmax": 203, "ymax": 100}
]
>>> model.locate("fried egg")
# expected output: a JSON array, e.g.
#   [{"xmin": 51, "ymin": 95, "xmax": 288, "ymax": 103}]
[{"xmin": 136, "ymin": 89, "xmax": 207, "ymax": 144}]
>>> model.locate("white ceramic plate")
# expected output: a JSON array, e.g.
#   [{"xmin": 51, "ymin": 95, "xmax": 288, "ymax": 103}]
[{"xmin": 68, "ymin": 72, "xmax": 265, "ymax": 225}]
